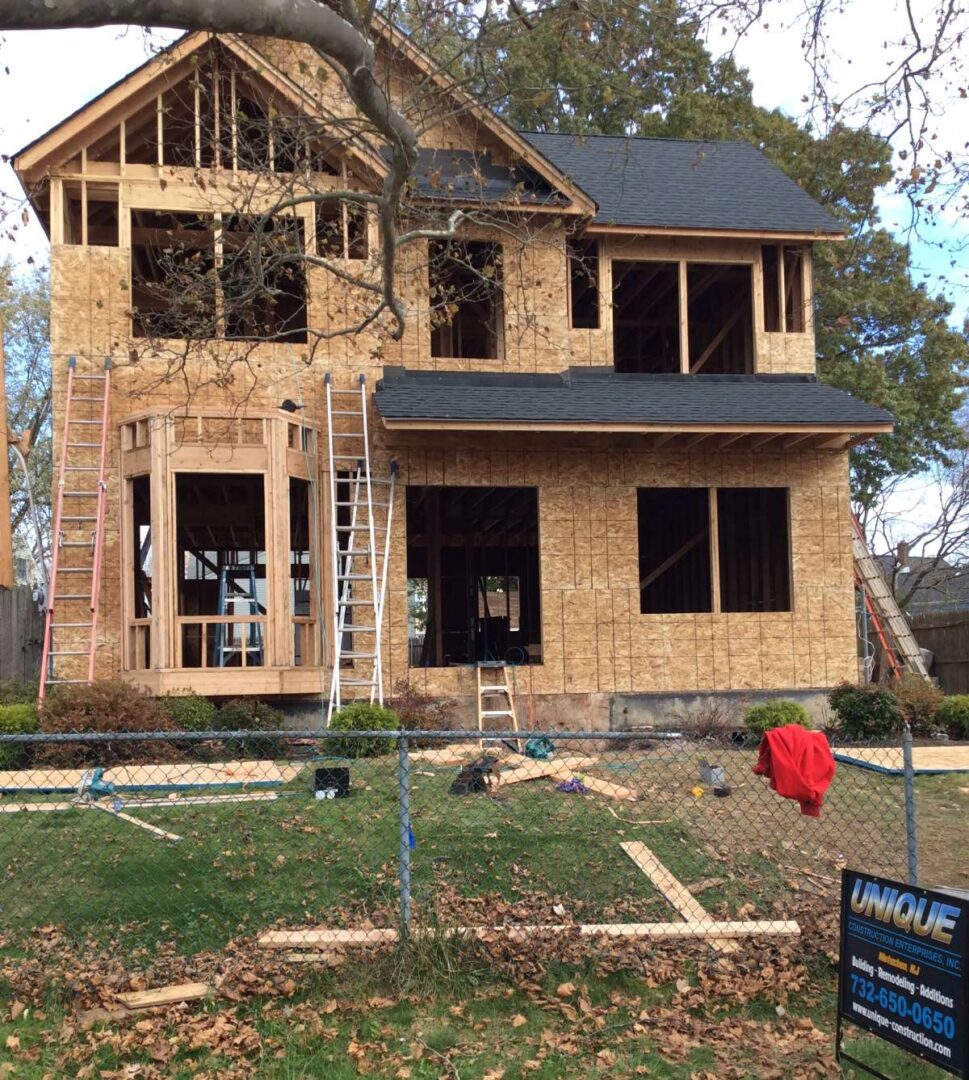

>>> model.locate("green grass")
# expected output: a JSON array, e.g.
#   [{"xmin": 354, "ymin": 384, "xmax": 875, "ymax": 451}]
[{"xmin": 0, "ymin": 744, "xmax": 965, "ymax": 1077}]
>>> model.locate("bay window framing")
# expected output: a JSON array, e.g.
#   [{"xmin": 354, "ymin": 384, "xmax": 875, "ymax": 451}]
[{"xmin": 120, "ymin": 410, "xmax": 323, "ymax": 678}]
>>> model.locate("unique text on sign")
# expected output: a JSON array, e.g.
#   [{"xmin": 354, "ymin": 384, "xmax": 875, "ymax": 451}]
[{"xmin": 839, "ymin": 869, "xmax": 968, "ymax": 1077}]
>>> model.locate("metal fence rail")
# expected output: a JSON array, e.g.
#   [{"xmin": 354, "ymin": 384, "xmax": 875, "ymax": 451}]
[{"xmin": 0, "ymin": 726, "xmax": 921, "ymax": 982}]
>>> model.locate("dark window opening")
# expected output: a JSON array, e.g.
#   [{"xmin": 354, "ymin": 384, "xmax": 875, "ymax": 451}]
[
  {"xmin": 568, "ymin": 237, "xmax": 600, "ymax": 329},
  {"xmin": 131, "ymin": 209, "xmax": 216, "ymax": 339},
  {"xmin": 122, "ymin": 99, "xmax": 159, "ymax": 165},
  {"xmin": 220, "ymin": 215, "xmax": 308, "ymax": 343},
  {"xmin": 316, "ymin": 201, "xmax": 369, "ymax": 260},
  {"xmin": 762, "ymin": 244, "xmax": 807, "ymax": 333},
  {"xmin": 762, "ymin": 244, "xmax": 781, "ymax": 332},
  {"xmin": 406, "ymin": 486, "xmax": 541, "ymax": 667},
  {"xmin": 717, "ymin": 488, "xmax": 791, "ymax": 613},
  {"xmin": 429, "ymin": 240, "xmax": 503, "ymax": 359},
  {"xmin": 290, "ymin": 477, "xmax": 316, "ymax": 667},
  {"xmin": 784, "ymin": 247, "xmax": 806, "ymax": 333},
  {"xmin": 613, "ymin": 261, "xmax": 680, "ymax": 373},
  {"xmin": 175, "ymin": 472, "xmax": 267, "ymax": 668},
  {"xmin": 63, "ymin": 184, "xmax": 119, "ymax": 246},
  {"xmin": 131, "ymin": 475, "xmax": 152, "ymax": 620},
  {"xmin": 638, "ymin": 488, "xmax": 711, "ymax": 614},
  {"xmin": 687, "ymin": 263, "xmax": 753, "ymax": 374}
]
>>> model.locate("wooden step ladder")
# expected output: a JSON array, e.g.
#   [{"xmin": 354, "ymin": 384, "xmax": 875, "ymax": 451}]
[
  {"xmin": 851, "ymin": 513, "xmax": 929, "ymax": 680},
  {"xmin": 476, "ymin": 662, "xmax": 520, "ymax": 747},
  {"xmin": 39, "ymin": 356, "xmax": 112, "ymax": 701},
  {"xmin": 324, "ymin": 373, "xmax": 397, "ymax": 724}
]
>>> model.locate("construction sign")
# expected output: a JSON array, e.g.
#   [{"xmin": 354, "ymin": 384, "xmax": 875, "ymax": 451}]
[{"xmin": 837, "ymin": 869, "xmax": 969, "ymax": 1077}]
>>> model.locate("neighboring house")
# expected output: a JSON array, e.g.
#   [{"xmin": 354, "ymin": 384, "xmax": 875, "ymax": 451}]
[
  {"xmin": 874, "ymin": 555, "xmax": 969, "ymax": 616},
  {"xmin": 11, "ymin": 26, "xmax": 893, "ymax": 724}
]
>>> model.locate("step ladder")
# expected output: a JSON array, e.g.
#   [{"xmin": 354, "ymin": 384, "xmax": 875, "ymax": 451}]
[
  {"xmin": 324, "ymin": 373, "xmax": 397, "ymax": 724},
  {"xmin": 39, "ymin": 356, "xmax": 112, "ymax": 701},
  {"xmin": 214, "ymin": 564, "xmax": 264, "ymax": 667},
  {"xmin": 476, "ymin": 662, "xmax": 520, "ymax": 748},
  {"xmin": 851, "ymin": 513, "xmax": 929, "ymax": 680}
]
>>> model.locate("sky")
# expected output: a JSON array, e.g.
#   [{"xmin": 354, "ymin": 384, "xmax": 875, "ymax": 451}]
[{"xmin": 0, "ymin": 3, "xmax": 967, "ymax": 550}]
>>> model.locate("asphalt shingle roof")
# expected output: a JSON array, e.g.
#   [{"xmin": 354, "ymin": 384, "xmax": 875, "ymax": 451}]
[
  {"xmin": 374, "ymin": 368, "xmax": 893, "ymax": 428},
  {"xmin": 520, "ymin": 132, "xmax": 844, "ymax": 235}
]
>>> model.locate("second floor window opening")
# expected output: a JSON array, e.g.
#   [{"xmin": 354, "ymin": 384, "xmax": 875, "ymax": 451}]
[
  {"xmin": 130, "ymin": 209, "xmax": 307, "ymax": 343},
  {"xmin": 568, "ymin": 237, "xmax": 600, "ymax": 329},
  {"xmin": 762, "ymin": 244, "xmax": 808, "ymax": 333},
  {"xmin": 613, "ymin": 260, "xmax": 754, "ymax": 375},
  {"xmin": 429, "ymin": 239, "xmax": 504, "ymax": 360},
  {"xmin": 316, "ymin": 200, "xmax": 369, "ymax": 261}
]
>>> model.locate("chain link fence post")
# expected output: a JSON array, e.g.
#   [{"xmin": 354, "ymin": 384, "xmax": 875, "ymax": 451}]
[
  {"xmin": 902, "ymin": 723, "xmax": 919, "ymax": 885},
  {"xmin": 397, "ymin": 733, "xmax": 412, "ymax": 942}
]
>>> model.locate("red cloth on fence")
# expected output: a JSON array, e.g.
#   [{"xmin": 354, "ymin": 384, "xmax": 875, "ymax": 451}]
[{"xmin": 752, "ymin": 725, "xmax": 836, "ymax": 817}]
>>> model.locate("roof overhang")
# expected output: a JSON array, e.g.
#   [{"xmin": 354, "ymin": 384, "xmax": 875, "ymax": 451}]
[{"xmin": 583, "ymin": 223, "xmax": 846, "ymax": 242}]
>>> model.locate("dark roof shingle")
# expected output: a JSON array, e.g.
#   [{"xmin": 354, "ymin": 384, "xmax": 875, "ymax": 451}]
[
  {"xmin": 519, "ymin": 132, "xmax": 843, "ymax": 235},
  {"xmin": 375, "ymin": 368, "xmax": 892, "ymax": 428}
]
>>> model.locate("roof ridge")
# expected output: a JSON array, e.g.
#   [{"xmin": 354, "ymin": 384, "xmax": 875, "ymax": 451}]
[{"xmin": 519, "ymin": 130, "xmax": 751, "ymax": 148}]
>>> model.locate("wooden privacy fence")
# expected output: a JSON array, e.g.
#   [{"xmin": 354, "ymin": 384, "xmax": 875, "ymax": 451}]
[
  {"xmin": 0, "ymin": 586, "xmax": 44, "ymax": 682},
  {"xmin": 910, "ymin": 612, "xmax": 969, "ymax": 694}
]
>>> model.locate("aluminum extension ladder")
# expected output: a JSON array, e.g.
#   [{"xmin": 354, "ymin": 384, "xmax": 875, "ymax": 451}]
[
  {"xmin": 851, "ymin": 513, "xmax": 930, "ymax": 680},
  {"xmin": 39, "ymin": 356, "xmax": 112, "ymax": 701},
  {"xmin": 324, "ymin": 373, "xmax": 396, "ymax": 724}
]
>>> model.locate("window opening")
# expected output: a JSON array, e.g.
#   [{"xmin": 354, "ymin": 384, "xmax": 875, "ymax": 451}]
[
  {"xmin": 687, "ymin": 264, "xmax": 753, "ymax": 374},
  {"xmin": 783, "ymin": 247, "xmax": 806, "ymax": 333},
  {"xmin": 762, "ymin": 245, "xmax": 781, "ymax": 332},
  {"xmin": 638, "ymin": 488, "xmax": 711, "ymax": 614},
  {"xmin": 612, "ymin": 260, "xmax": 680, "ymax": 373},
  {"xmin": 289, "ymin": 477, "xmax": 317, "ymax": 667},
  {"xmin": 717, "ymin": 487, "xmax": 791, "ymax": 612},
  {"xmin": 406, "ymin": 486, "xmax": 541, "ymax": 667},
  {"xmin": 128, "ymin": 475, "xmax": 152, "ymax": 670},
  {"xmin": 174, "ymin": 472, "xmax": 266, "ymax": 668},
  {"xmin": 316, "ymin": 200, "xmax": 369, "ymax": 260},
  {"xmin": 429, "ymin": 240, "xmax": 503, "ymax": 359},
  {"xmin": 568, "ymin": 237, "xmax": 600, "ymax": 329}
]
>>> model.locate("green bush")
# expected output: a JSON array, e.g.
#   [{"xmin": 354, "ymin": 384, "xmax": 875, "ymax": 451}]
[
  {"xmin": 215, "ymin": 698, "xmax": 287, "ymax": 759},
  {"xmin": 0, "ymin": 677, "xmax": 37, "ymax": 705},
  {"xmin": 327, "ymin": 702, "xmax": 399, "ymax": 758},
  {"xmin": 891, "ymin": 674, "xmax": 944, "ymax": 735},
  {"xmin": 938, "ymin": 695, "xmax": 969, "ymax": 739},
  {"xmin": 828, "ymin": 683, "xmax": 903, "ymax": 740},
  {"xmin": 0, "ymin": 703, "xmax": 39, "ymax": 769},
  {"xmin": 744, "ymin": 699, "xmax": 812, "ymax": 738},
  {"xmin": 162, "ymin": 692, "xmax": 218, "ymax": 732}
]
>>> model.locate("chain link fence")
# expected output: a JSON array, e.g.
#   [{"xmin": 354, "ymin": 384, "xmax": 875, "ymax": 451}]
[{"xmin": 0, "ymin": 723, "xmax": 926, "ymax": 984}]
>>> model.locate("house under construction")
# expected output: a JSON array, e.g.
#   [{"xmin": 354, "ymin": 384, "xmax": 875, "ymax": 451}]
[{"xmin": 10, "ymin": 25, "xmax": 899, "ymax": 726}]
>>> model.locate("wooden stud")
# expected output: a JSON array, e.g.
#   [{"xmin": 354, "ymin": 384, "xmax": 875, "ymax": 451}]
[
  {"xmin": 88, "ymin": 803, "xmax": 182, "ymax": 842},
  {"xmin": 156, "ymin": 93, "xmax": 164, "ymax": 167},
  {"xmin": 116, "ymin": 982, "xmax": 211, "ymax": 1009},
  {"xmin": 678, "ymin": 260, "xmax": 689, "ymax": 373},
  {"xmin": 709, "ymin": 488, "xmax": 722, "ymax": 615}
]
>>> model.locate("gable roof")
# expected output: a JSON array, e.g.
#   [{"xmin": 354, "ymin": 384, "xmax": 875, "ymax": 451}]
[
  {"xmin": 375, "ymin": 367, "xmax": 892, "ymax": 430},
  {"xmin": 522, "ymin": 132, "xmax": 844, "ymax": 237}
]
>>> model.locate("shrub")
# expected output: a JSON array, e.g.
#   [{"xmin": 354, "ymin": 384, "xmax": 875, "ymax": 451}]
[
  {"xmin": 215, "ymin": 698, "xmax": 287, "ymax": 759},
  {"xmin": 0, "ymin": 677, "xmax": 37, "ymax": 705},
  {"xmin": 744, "ymin": 699, "xmax": 812, "ymax": 739},
  {"xmin": 938, "ymin": 696, "xmax": 969, "ymax": 740},
  {"xmin": 386, "ymin": 679, "xmax": 454, "ymax": 733},
  {"xmin": 890, "ymin": 674, "xmax": 944, "ymax": 736},
  {"xmin": 38, "ymin": 680, "xmax": 177, "ymax": 766},
  {"xmin": 828, "ymin": 683, "xmax": 903, "ymax": 740},
  {"xmin": 162, "ymin": 692, "xmax": 218, "ymax": 732},
  {"xmin": 0, "ymin": 703, "xmax": 39, "ymax": 769},
  {"xmin": 327, "ymin": 702, "xmax": 399, "ymax": 758},
  {"xmin": 669, "ymin": 697, "xmax": 743, "ymax": 741}
]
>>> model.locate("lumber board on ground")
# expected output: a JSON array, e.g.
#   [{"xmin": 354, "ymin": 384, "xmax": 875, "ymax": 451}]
[
  {"xmin": 0, "ymin": 801, "xmax": 78, "ymax": 814},
  {"xmin": 498, "ymin": 763, "xmax": 561, "ymax": 786},
  {"xmin": 112, "ymin": 792, "xmax": 280, "ymax": 809},
  {"xmin": 259, "ymin": 920, "xmax": 799, "ymax": 949},
  {"xmin": 116, "ymin": 982, "xmax": 211, "ymax": 1009},
  {"xmin": 0, "ymin": 760, "xmax": 302, "ymax": 795},
  {"xmin": 621, "ymin": 841, "xmax": 739, "ymax": 954},
  {"xmin": 89, "ymin": 803, "xmax": 182, "ymax": 842}
]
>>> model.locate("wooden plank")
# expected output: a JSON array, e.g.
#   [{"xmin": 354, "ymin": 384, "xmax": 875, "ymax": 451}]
[
  {"xmin": 116, "ymin": 982, "xmax": 211, "ymax": 1009},
  {"xmin": 112, "ymin": 792, "xmax": 280, "ymax": 808},
  {"xmin": 549, "ymin": 766, "xmax": 638, "ymax": 801},
  {"xmin": 89, "ymin": 803, "xmax": 182, "ymax": 842},
  {"xmin": 498, "ymin": 762, "xmax": 560, "ymax": 786},
  {"xmin": 620, "ymin": 842, "xmax": 709, "ymax": 923},
  {"xmin": 259, "ymin": 920, "xmax": 800, "ymax": 949},
  {"xmin": 0, "ymin": 801, "xmax": 78, "ymax": 814},
  {"xmin": 709, "ymin": 488, "xmax": 722, "ymax": 615}
]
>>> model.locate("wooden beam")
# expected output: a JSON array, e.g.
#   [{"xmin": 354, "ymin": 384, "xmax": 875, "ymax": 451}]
[
  {"xmin": 88, "ymin": 803, "xmax": 182, "ymax": 843},
  {"xmin": 782, "ymin": 433, "xmax": 816, "ymax": 450},
  {"xmin": 678, "ymin": 261, "xmax": 689, "ymax": 373},
  {"xmin": 709, "ymin": 488, "xmax": 722, "ymax": 614},
  {"xmin": 690, "ymin": 308, "xmax": 744, "ymax": 373},
  {"xmin": 116, "ymin": 982, "xmax": 212, "ymax": 1009},
  {"xmin": 641, "ymin": 528, "xmax": 708, "ymax": 589},
  {"xmin": 620, "ymin": 841, "xmax": 710, "ymax": 923},
  {"xmin": 749, "ymin": 433, "xmax": 781, "ymax": 450}
]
